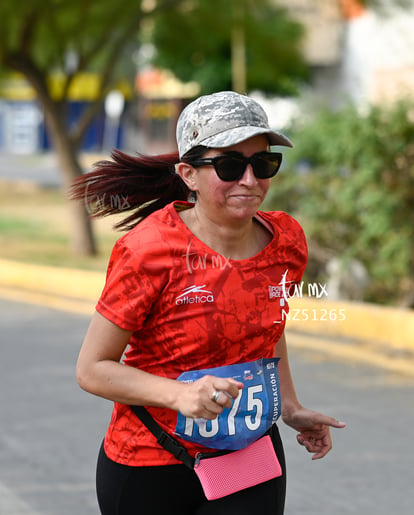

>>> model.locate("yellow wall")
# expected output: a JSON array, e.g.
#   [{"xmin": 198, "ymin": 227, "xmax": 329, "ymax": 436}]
[{"xmin": 0, "ymin": 72, "xmax": 131, "ymax": 101}]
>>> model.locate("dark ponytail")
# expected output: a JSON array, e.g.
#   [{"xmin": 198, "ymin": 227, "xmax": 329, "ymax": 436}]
[{"xmin": 71, "ymin": 149, "xmax": 189, "ymax": 231}]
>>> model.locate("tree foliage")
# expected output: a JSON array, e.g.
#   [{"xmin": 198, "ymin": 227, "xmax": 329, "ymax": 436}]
[
  {"xmin": 0, "ymin": 0, "xmax": 153, "ymax": 147},
  {"xmin": 0, "ymin": 0, "xmax": 182, "ymax": 255},
  {"xmin": 265, "ymin": 101, "xmax": 414, "ymax": 307},
  {"xmin": 150, "ymin": 0, "xmax": 309, "ymax": 95}
]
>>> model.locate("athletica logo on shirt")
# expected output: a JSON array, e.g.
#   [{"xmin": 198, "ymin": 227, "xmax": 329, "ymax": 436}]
[{"xmin": 175, "ymin": 285, "xmax": 215, "ymax": 305}]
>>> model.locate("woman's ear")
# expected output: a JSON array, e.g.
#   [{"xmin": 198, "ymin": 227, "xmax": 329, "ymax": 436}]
[{"xmin": 175, "ymin": 162, "xmax": 197, "ymax": 192}]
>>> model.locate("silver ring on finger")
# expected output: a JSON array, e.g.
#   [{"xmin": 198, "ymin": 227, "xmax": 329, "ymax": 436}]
[{"xmin": 211, "ymin": 390, "xmax": 220, "ymax": 403}]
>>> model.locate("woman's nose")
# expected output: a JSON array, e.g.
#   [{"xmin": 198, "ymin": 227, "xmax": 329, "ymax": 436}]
[{"xmin": 238, "ymin": 164, "xmax": 257, "ymax": 185}]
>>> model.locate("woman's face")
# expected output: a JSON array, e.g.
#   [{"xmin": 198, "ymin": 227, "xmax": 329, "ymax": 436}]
[{"xmin": 191, "ymin": 134, "xmax": 271, "ymax": 223}]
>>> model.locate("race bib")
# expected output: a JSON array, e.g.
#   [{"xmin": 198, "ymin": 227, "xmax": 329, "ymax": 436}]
[{"xmin": 174, "ymin": 358, "xmax": 281, "ymax": 450}]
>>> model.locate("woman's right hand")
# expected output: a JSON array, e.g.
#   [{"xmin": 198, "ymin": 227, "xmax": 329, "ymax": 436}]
[
  {"xmin": 173, "ymin": 375, "xmax": 244, "ymax": 420},
  {"xmin": 77, "ymin": 312, "xmax": 243, "ymax": 416}
]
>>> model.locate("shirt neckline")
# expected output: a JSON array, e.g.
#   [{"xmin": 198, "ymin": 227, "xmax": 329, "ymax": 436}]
[{"xmin": 171, "ymin": 201, "xmax": 276, "ymax": 264}]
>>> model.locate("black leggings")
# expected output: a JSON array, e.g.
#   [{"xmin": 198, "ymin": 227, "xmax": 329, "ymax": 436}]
[{"xmin": 96, "ymin": 425, "xmax": 286, "ymax": 515}]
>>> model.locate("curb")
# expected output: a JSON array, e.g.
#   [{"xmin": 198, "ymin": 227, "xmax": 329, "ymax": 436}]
[
  {"xmin": 0, "ymin": 258, "xmax": 102, "ymax": 315},
  {"xmin": 1, "ymin": 258, "xmax": 413, "ymax": 377},
  {"xmin": 287, "ymin": 297, "xmax": 414, "ymax": 353},
  {"xmin": 0, "ymin": 259, "xmax": 104, "ymax": 302}
]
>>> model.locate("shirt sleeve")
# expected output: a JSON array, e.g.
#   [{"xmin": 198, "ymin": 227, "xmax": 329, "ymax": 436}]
[
  {"xmin": 282, "ymin": 213, "xmax": 308, "ymax": 285},
  {"xmin": 96, "ymin": 235, "xmax": 165, "ymax": 332},
  {"xmin": 268, "ymin": 211, "xmax": 308, "ymax": 286}
]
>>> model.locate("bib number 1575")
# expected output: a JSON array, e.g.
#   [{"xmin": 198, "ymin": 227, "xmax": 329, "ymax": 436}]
[
  {"xmin": 175, "ymin": 357, "xmax": 281, "ymax": 450},
  {"xmin": 183, "ymin": 384, "xmax": 264, "ymax": 439}
]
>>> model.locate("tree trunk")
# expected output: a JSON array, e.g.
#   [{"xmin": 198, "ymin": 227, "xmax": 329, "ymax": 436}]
[
  {"xmin": 231, "ymin": 3, "xmax": 247, "ymax": 93},
  {"xmin": 10, "ymin": 58, "xmax": 99, "ymax": 257},
  {"xmin": 45, "ymin": 104, "xmax": 97, "ymax": 256},
  {"xmin": 57, "ymin": 140, "xmax": 98, "ymax": 256}
]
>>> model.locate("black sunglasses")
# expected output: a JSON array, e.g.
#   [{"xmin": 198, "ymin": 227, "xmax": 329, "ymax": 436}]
[{"xmin": 189, "ymin": 151, "xmax": 283, "ymax": 182}]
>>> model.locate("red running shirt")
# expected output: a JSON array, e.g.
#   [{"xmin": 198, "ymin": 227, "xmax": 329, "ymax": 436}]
[{"xmin": 96, "ymin": 201, "xmax": 308, "ymax": 466}]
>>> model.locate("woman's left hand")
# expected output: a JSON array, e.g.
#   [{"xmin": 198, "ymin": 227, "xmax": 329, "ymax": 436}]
[{"xmin": 283, "ymin": 407, "xmax": 346, "ymax": 460}]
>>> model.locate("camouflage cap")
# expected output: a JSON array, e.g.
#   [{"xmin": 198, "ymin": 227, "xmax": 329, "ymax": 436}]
[{"xmin": 176, "ymin": 91, "xmax": 293, "ymax": 158}]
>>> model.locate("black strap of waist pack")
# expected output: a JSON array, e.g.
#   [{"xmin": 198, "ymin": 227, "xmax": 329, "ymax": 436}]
[{"xmin": 130, "ymin": 405, "xmax": 195, "ymax": 469}]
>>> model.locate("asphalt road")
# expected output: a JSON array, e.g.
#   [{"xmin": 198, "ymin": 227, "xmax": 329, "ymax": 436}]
[{"xmin": 1, "ymin": 297, "xmax": 413, "ymax": 515}]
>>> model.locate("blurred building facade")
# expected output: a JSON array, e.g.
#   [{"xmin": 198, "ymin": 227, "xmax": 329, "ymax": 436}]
[
  {"xmin": 279, "ymin": 0, "xmax": 414, "ymax": 108},
  {"xmin": 0, "ymin": 73, "xmax": 129, "ymax": 155},
  {"xmin": 134, "ymin": 68, "xmax": 199, "ymax": 155}
]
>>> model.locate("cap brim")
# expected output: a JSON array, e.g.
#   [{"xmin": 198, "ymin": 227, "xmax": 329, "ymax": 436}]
[{"xmin": 200, "ymin": 126, "xmax": 293, "ymax": 149}]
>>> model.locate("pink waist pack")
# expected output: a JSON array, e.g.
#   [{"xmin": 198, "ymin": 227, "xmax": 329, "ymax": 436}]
[
  {"xmin": 194, "ymin": 434, "xmax": 282, "ymax": 500},
  {"xmin": 130, "ymin": 405, "xmax": 282, "ymax": 500}
]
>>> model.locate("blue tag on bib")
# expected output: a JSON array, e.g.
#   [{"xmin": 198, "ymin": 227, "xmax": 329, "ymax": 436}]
[{"xmin": 174, "ymin": 358, "xmax": 281, "ymax": 450}]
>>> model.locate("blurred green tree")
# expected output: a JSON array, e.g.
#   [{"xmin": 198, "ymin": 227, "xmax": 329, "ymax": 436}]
[
  {"xmin": 150, "ymin": 0, "xmax": 309, "ymax": 95},
  {"xmin": 265, "ymin": 101, "xmax": 414, "ymax": 306},
  {"xmin": 0, "ymin": 0, "xmax": 183, "ymax": 255}
]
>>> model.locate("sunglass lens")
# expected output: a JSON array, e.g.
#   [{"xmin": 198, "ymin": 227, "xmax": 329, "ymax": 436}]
[
  {"xmin": 215, "ymin": 157, "xmax": 245, "ymax": 181},
  {"xmin": 212, "ymin": 153, "xmax": 282, "ymax": 181},
  {"xmin": 253, "ymin": 154, "xmax": 281, "ymax": 178}
]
